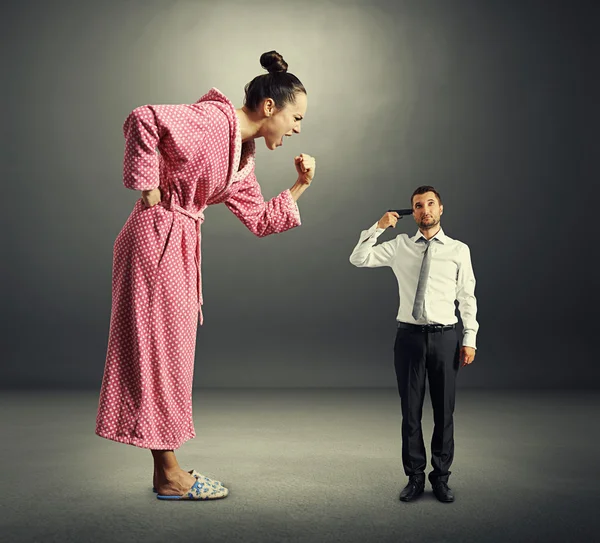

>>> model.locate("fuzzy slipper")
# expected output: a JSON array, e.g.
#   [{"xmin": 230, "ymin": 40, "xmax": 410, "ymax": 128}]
[
  {"xmin": 153, "ymin": 469, "xmax": 224, "ymax": 493},
  {"xmin": 156, "ymin": 479, "xmax": 229, "ymax": 500}
]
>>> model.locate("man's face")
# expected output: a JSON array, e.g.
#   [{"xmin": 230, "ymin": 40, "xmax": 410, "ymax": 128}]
[{"xmin": 412, "ymin": 191, "xmax": 443, "ymax": 230}]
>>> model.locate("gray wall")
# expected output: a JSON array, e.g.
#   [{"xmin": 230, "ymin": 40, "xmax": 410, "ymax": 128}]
[{"xmin": 2, "ymin": 0, "xmax": 597, "ymax": 389}]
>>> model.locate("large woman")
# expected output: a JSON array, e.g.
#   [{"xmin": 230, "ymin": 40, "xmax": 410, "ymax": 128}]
[{"xmin": 96, "ymin": 51, "xmax": 315, "ymax": 501}]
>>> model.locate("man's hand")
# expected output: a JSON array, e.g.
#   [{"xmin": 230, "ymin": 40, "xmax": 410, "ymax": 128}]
[
  {"xmin": 141, "ymin": 188, "xmax": 161, "ymax": 207},
  {"xmin": 460, "ymin": 346, "xmax": 476, "ymax": 367},
  {"xmin": 377, "ymin": 211, "xmax": 401, "ymax": 229}
]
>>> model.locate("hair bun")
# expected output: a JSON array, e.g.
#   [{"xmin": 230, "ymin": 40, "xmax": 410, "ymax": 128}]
[{"xmin": 260, "ymin": 51, "xmax": 288, "ymax": 74}]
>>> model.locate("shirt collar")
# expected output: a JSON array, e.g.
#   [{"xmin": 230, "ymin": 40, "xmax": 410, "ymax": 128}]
[{"xmin": 411, "ymin": 227, "xmax": 446, "ymax": 244}]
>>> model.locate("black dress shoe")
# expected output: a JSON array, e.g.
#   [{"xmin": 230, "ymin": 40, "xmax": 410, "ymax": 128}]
[
  {"xmin": 432, "ymin": 481, "xmax": 454, "ymax": 503},
  {"xmin": 399, "ymin": 476, "xmax": 425, "ymax": 502}
]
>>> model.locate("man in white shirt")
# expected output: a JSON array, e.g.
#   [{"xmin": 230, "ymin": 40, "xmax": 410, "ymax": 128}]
[{"xmin": 349, "ymin": 186, "xmax": 478, "ymax": 503}]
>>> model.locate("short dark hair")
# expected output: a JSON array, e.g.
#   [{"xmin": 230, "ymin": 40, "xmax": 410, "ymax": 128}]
[
  {"xmin": 244, "ymin": 51, "xmax": 306, "ymax": 111},
  {"xmin": 411, "ymin": 185, "xmax": 442, "ymax": 207}
]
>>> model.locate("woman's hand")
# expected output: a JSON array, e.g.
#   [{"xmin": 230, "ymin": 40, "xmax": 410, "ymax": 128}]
[
  {"xmin": 294, "ymin": 154, "xmax": 316, "ymax": 185},
  {"xmin": 141, "ymin": 188, "xmax": 161, "ymax": 207}
]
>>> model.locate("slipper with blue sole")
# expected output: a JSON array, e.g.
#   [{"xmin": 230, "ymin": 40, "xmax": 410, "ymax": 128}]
[
  {"xmin": 153, "ymin": 470, "xmax": 225, "ymax": 493},
  {"xmin": 157, "ymin": 478, "xmax": 229, "ymax": 500}
]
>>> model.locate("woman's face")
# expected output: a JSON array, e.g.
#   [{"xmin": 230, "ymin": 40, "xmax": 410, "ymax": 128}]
[{"xmin": 262, "ymin": 92, "xmax": 307, "ymax": 150}]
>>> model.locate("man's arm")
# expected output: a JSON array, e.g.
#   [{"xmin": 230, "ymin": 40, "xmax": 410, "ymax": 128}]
[
  {"xmin": 349, "ymin": 213, "xmax": 401, "ymax": 268},
  {"xmin": 456, "ymin": 243, "xmax": 479, "ymax": 354}
]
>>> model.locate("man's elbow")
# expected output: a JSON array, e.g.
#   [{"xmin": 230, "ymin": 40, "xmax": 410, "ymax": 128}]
[{"xmin": 349, "ymin": 254, "xmax": 366, "ymax": 267}]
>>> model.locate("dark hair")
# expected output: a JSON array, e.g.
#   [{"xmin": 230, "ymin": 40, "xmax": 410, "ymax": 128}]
[
  {"xmin": 243, "ymin": 51, "xmax": 306, "ymax": 111},
  {"xmin": 411, "ymin": 185, "xmax": 442, "ymax": 207}
]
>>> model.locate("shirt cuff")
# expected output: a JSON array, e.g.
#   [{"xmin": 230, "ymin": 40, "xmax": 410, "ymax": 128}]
[
  {"xmin": 462, "ymin": 331, "xmax": 477, "ymax": 350},
  {"xmin": 365, "ymin": 222, "xmax": 385, "ymax": 237}
]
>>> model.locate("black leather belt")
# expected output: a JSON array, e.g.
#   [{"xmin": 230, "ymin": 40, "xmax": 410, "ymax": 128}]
[{"xmin": 397, "ymin": 322, "xmax": 456, "ymax": 333}]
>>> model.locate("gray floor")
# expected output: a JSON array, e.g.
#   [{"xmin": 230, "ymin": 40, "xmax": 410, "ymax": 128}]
[{"xmin": 1, "ymin": 389, "xmax": 598, "ymax": 543}]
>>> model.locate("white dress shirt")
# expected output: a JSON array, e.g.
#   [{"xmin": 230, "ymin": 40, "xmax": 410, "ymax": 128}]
[{"xmin": 349, "ymin": 222, "xmax": 479, "ymax": 349}]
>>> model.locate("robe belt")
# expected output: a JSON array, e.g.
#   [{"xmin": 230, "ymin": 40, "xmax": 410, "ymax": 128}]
[{"xmin": 160, "ymin": 200, "xmax": 206, "ymax": 324}]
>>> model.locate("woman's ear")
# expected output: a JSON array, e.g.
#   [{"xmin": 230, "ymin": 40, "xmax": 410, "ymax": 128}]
[{"xmin": 262, "ymin": 98, "xmax": 275, "ymax": 118}]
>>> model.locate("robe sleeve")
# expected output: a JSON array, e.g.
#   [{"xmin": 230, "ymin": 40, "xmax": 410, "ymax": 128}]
[
  {"xmin": 121, "ymin": 104, "xmax": 215, "ymax": 191},
  {"xmin": 224, "ymin": 172, "xmax": 302, "ymax": 237}
]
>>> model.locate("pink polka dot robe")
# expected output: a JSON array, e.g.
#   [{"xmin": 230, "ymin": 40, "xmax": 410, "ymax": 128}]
[{"xmin": 96, "ymin": 88, "xmax": 301, "ymax": 450}]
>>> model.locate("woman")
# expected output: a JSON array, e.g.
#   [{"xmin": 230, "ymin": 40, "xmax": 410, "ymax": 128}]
[{"xmin": 96, "ymin": 51, "xmax": 315, "ymax": 501}]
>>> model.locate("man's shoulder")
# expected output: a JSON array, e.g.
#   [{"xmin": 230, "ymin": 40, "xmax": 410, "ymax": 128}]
[
  {"xmin": 440, "ymin": 231, "xmax": 468, "ymax": 247},
  {"xmin": 450, "ymin": 238, "xmax": 473, "ymax": 261},
  {"xmin": 393, "ymin": 232, "xmax": 412, "ymax": 244}
]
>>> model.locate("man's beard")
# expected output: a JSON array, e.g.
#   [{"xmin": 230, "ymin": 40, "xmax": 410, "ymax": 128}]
[{"xmin": 418, "ymin": 216, "xmax": 440, "ymax": 230}]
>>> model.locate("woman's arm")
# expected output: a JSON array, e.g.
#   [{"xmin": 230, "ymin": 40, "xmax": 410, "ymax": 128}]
[
  {"xmin": 224, "ymin": 172, "xmax": 302, "ymax": 237},
  {"xmin": 224, "ymin": 153, "xmax": 315, "ymax": 237},
  {"xmin": 122, "ymin": 106, "xmax": 162, "ymax": 192},
  {"xmin": 122, "ymin": 103, "xmax": 212, "ymax": 195}
]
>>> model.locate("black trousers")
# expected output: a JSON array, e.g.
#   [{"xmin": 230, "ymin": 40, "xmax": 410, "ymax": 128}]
[{"xmin": 393, "ymin": 324, "xmax": 460, "ymax": 483}]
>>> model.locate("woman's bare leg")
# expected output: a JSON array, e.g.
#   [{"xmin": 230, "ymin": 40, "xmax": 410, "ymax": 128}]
[{"xmin": 151, "ymin": 450, "xmax": 196, "ymax": 496}]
